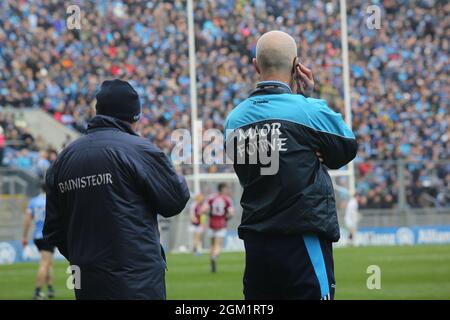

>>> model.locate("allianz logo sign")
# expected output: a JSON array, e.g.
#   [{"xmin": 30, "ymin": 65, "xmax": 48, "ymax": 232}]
[
  {"xmin": 355, "ymin": 226, "xmax": 450, "ymax": 246},
  {"xmin": 0, "ymin": 242, "xmax": 16, "ymax": 265},
  {"xmin": 395, "ymin": 227, "xmax": 415, "ymax": 245},
  {"xmin": 418, "ymin": 229, "xmax": 450, "ymax": 243},
  {"xmin": 356, "ymin": 227, "xmax": 415, "ymax": 246}
]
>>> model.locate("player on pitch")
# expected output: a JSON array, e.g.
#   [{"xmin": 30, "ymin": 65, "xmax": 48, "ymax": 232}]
[
  {"xmin": 207, "ymin": 183, "xmax": 235, "ymax": 273},
  {"xmin": 22, "ymin": 183, "xmax": 55, "ymax": 300},
  {"xmin": 189, "ymin": 193, "xmax": 208, "ymax": 255},
  {"xmin": 345, "ymin": 193, "xmax": 360, "ymax": 246},
  {"xmin": 225, "ymin": 31, "xmax": 358, "ymax": 299}
]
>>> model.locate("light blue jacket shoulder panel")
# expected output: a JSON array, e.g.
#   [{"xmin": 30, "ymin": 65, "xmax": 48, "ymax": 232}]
[{"xmin": 224, "ymin": 93, "xmax": 355, "ymax": 140}]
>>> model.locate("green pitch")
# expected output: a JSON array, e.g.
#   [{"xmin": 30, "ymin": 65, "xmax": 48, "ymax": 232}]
[{"xmin": 1, "ymin": 245, "xmax": 449, "ymax": 300}]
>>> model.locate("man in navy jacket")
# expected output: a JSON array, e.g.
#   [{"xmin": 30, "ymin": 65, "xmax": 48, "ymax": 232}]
[
  {"xmin": 43, "ymin": 79, "xmax": 190, "ymax": 299},
  {"xmin": 225, "ymin": 31, "xmax": 357, "ymax": 300}
]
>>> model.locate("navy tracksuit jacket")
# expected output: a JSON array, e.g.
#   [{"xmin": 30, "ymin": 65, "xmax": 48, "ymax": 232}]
[
  {"xmin": 225, "ymin": 81, "xmax": 358, "ymax": 299},
  {"xmin": 43, "ymin": 115, "xmax": 190, "ymax": 299}
]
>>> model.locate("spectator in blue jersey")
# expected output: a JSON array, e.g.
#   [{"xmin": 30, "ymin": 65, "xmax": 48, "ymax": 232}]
[{"xmin": 22, "ymin": 182, "xmax": 55, "ymax": 300}]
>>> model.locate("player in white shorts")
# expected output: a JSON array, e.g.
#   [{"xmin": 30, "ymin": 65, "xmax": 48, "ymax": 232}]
[{"xmin": 345, "ymin": 194, "xmax": 360, "ymax": 246}]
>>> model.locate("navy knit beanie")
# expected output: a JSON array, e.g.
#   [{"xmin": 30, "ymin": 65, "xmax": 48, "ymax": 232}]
[{"xmin": 95, "ymin": 79, "xmax": 141, "ymax": 123}]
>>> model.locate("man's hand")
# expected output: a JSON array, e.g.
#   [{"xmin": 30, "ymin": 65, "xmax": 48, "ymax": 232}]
[{"xmin": 295, "ymin": 63, "xmax": 314, "ymax": 97}]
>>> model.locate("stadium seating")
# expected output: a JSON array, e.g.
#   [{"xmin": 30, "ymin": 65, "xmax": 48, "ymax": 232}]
[{"xmin": 0, "ymin": 0, "xmax": 448, "ymax": 208}]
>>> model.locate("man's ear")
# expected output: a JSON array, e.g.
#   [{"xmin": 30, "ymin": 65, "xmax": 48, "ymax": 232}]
[{"xmin": 253, "ymin": 58, "xmax": 261, "ymax": 75}]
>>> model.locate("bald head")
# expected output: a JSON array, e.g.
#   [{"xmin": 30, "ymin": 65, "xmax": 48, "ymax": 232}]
[{"xmin": 255, "ymin": 31, "xmax": 298, "ymax": 78}]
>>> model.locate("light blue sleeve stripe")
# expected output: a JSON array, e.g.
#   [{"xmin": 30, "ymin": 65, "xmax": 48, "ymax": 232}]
[{"xmin": 303, "ymin": 234, "xmax": 330, "ymax": 299}]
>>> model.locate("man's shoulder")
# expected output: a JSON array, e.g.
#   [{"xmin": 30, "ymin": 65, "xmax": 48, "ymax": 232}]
[
  {"xmin": 207, "ymin": 193, "xmax": 218, "ymax": 202},
  {"xmin": 56, "ymin": 130, "xmax": 163, "ymax": 169},
  {"xmin": 225, "ymin": 94, "xmax": 329, "ymax": 132},
  {"xmin": 113, "ymin": 132, "xmax": 158, "ymax": 151},
  {"xmin": 70, "ymin": 130, "xmax": 159, "ymax": 152},
  {"xmin": 225, "ymin": 98, "xmax": 250, "ymax": 126},
  {"xmin": 222, "ymin": 195, "xmax": 233, "ymax": 205},
  {"xmin": 114, "ymin": 134, "xmax": 167, "ymax": 167}
]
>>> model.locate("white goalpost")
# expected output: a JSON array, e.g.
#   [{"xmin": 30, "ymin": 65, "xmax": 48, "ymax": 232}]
[
  {"xmin": 187, "ymin": 0, "xmax": 201, "ymax": 195},
  {"xmin": 339, "ymin": 0, "xmax": 356, "ymax": 197}
]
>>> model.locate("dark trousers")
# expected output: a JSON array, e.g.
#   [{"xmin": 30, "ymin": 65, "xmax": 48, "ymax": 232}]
[
  {"xmin": 243, "ymin": 232, "xmax": 335, "ymax": 300},
  {"xmin": 73, "ymin": 265, "xmax": 166, "ymax": 300}
]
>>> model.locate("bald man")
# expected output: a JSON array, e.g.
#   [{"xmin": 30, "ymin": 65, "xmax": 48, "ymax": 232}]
[{"xmin": 225, "ymin": 31, "xmax": 357, "ymax": 300}]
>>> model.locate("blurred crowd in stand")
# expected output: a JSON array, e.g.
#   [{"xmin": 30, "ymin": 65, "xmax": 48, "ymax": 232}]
[{"xmin": 0, "ymin": 0, "xmax": 448, "ymax": 208}]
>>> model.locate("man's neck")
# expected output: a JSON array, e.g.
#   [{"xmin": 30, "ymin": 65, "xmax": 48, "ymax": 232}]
[
  {"xmin": 257, "ymin": 79, "xmax": 292, "ymax": 94},
  {"xmin": 259, "ymin": 74, "xmax": 292, "ymax": 87}
]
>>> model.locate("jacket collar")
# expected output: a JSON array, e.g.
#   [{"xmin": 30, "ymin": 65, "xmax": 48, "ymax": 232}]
[
  {"xmin": 87, "ymin": 115, "xmax": 139, "ymax": 136},
  {"xmin": 250, "ymin": 81, "xmax": 292, "ymax": 97}
]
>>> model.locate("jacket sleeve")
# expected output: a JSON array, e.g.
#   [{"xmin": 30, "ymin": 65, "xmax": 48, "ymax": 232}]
[
  {"xmin": 43, "ymin": 162, "xmax": 69, "ymax": 259},
  {"xmin": 306, "ymin": 101, "xmax": 358, "ymax": 169},
  {"xmin": 137, "ymin": 148, "xmax": 190, "ymax": 218}
]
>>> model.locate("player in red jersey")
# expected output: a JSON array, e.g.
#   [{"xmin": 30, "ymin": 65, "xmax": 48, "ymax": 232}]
[
  {"xmin": 207, "ymin": 183, "xmax": 235, "ymax": 273},
  {"xmin": 189, "ymin": 194, "xmax": 209, "ymax": 255}
]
